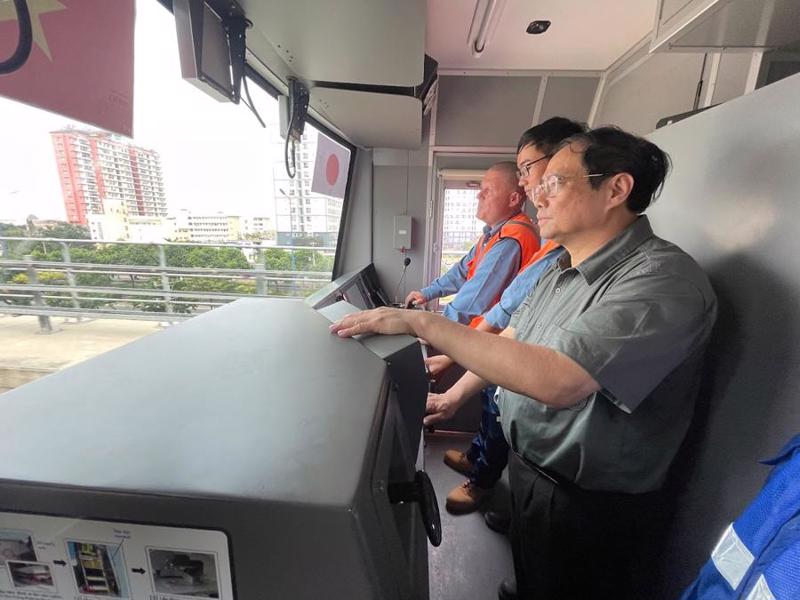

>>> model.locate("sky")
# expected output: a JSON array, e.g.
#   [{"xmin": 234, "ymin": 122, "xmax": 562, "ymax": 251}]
[{"xmin": 0, "ymin": 0, "xmax": 284, "ymax": 224}]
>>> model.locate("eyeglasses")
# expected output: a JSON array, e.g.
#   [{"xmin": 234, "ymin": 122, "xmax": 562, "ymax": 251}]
[
  {"xmin": 532, "ymin": 173, "xmax": 607, "ymax": 201},
  {"xmin": 515, "ymin": 154, "xmax": 553, "ymax": 180}
]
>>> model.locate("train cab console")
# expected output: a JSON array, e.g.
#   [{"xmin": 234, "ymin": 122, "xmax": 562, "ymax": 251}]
[{"xmin": 0, "ymin": 297, "xmax": 437, "ymax": 600}]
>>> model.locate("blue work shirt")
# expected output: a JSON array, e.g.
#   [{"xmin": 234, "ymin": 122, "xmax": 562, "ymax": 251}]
[
  {"xmin": 482, "ymin": 245, "xmax": 564, "ymax": 330},
  {"xmin": 421, "ymin": 222, "xmax": 522, "ymax": 325}
]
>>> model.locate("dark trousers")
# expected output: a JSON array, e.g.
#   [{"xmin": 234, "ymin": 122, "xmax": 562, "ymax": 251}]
[
  {"xmin": 508, "ymin": 451, "xmax": 660, "ymax": 600},
  {"xmin": 465, "ymin": 386, "xmax": 509, "ymax": 489}
]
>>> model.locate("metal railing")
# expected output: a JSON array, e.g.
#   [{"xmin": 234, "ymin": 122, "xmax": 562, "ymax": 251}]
[{"xmin": 0, "ymin": 237, "xmax": 335, "ymax": 331}]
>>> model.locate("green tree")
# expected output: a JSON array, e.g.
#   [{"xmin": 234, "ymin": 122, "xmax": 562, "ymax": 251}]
[
  {"xmin": 4, "ymin": 238, "xmax": 258, "ymax": 314},
  {"xmin": 165, "ymin": 246, "xmax": 249, "ymax": 269},
  {"xmin": 0, "ymin": 223, "xmax": 27, "ymax": 237},
  {"xmin": 7, "ymin": 271, "xmax": 115, "ymax": 309},
  {"xmin": 29, "ymin": 245, "xmax": 64, "ymax": 261},
  {"xmin": 1, "ymin": 223, "xmax": 40, "ymax": 260},
  {"xmin": 135, "ymin": 277, "xmax": 257, "ymax": 314},
  {"xmin": 263, "ymin": 248, "xmax": 292, "ymax": 270},
  {"xmin": 7, "ymin": 272, "xmax": 66, "ymax": 306},
  {"xmin": 315, "ymin": 253, "xmax": 335, "ymax": 272},
  {"xmin": 2, "ymin": 222, "xmax": 88, "ymax": 262},
  {"xmin": 97, "ymin": 244, "xmax": 159, "ymax": 266},
  {"xmin": 37, "ymin": 223, "xmax": 90, "ymax": 239},
  {"xmin": 293, "ymin": 249, "xmax": 316, "ymax": 271},
  {"xmin": 262, "ymin": 248, "xmax": 333, "ymax": 272}
]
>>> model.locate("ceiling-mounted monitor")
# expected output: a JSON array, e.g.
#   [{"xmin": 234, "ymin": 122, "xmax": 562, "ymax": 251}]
[{"xmin": 173, "ymin": 0, "xmax": 247, "ymax": 103}]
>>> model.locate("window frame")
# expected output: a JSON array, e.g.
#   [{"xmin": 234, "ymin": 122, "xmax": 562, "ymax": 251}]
[
  {"xmin": 155, "ymin": 0, "xmax": 358, "ymax": 282},
  {"xmin": 244, "ymin": 65, "xmax": 357, "ymax": 280}
]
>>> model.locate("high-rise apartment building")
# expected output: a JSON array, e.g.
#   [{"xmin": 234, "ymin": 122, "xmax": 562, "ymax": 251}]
[
  {"xmin": 273, "ymin": 129, "xmax": 344, "ymax": 247},
  {"xmin": 51, "ymin": 128, "xmax": 167, "ymax": 225}
]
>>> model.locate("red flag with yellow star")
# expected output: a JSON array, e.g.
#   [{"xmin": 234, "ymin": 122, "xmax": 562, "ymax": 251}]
[{"xmin": 0, "ymin": 0, "xmax": 135, "ymax": 136}]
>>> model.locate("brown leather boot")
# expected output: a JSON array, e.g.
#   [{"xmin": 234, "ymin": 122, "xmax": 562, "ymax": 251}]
[
  {"xmin": 445, "ymin": 480, "xmax": 491, "ymax": 513},
  {"xmin": 443, "ymin": 449, "xmax": 474, "ymax": 475}
]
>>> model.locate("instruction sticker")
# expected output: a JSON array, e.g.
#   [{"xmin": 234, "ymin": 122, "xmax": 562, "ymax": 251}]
[{"xmin": 0, "ymin": 512, "xmax": 233, "ymax": 600}]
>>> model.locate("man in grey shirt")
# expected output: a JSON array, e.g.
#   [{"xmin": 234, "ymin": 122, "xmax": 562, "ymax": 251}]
[{"xmin": 331, "ymin": 127, "xmax": 717, "ymax": 599}]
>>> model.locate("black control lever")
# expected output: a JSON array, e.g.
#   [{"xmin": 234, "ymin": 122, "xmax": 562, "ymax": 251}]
[{"xmin": 387, "ymin": 470, "xmax": 442, "ymax": 547}]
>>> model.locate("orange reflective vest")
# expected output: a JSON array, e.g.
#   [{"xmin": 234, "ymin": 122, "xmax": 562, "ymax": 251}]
[
  {"xmin": 469, "ymin": 238, "xmax": 560, "ymax": 330},
  {"xmin": 465, "ymin": 212, "xmax": 540, "ymax": 327},
  {"xmin": 520, "ymin": 238, "xmax": 560, "ymax": 270}
]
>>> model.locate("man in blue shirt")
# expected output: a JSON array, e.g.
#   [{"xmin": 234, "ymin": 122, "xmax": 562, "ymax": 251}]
[
  {"xmin": 479, "ymin": 242, "xmax": 562, "ymax": 333},
  {"xmin": 424, "ymin": 118, "xmax": 585, "ymax": 515},
  {"xmin": 404, "ymin": 162, "xmax": 540, "ymax": 326}
]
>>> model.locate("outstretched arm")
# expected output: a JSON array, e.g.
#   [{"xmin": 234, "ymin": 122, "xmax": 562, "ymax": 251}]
[
  {"xmin": 419, "ymin": 247, "xmax": 475, "ymax": 301},
  {"xmin": 441, "ymin": 238, "xmax": 520, "ymax": 325},
  {"xmin": 330, "ymin": 308, "xmax": 598, "ymax": 408},
  {"xmin": 424, "ymin": 317, "xmax": 502, "ymax": 376}
]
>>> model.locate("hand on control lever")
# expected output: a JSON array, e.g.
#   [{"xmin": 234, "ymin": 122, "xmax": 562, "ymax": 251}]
[
  {"xmin": 425, "ymin": 354, "xmax": 455, "ymax": 378},
  {"xmin": 424, "ymin": 392, "xmax": 458, "ymax": 426},
  {"xmin": 404, "ymin": 290, "xmax": 426, "ymax": 309}
]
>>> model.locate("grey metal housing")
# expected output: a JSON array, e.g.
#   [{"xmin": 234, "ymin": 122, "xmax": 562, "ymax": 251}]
[{"xmin": 0, "ymin": 298, "xmax": 431, "ymax": 599}]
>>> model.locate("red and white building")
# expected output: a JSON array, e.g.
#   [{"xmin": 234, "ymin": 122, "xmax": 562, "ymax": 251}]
[{"xmin": 51, "ymin": 128, "xmax": 167, "ymax": 225}]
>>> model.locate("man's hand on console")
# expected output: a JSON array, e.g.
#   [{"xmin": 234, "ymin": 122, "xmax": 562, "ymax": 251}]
[
  {"xmin": 404, "ymin": 290, "xmax": 427, "ymax": 308},
  {"xmin": 330, "ymin": 307, "xmax": 419, "ymax": 338},
  {"xmin": 425, "ymin": 354, "xmax": 455, "ymax": 378},
  {"xmin": 423, "ymin": 391, "xmax": 459, "ymax": 426}
]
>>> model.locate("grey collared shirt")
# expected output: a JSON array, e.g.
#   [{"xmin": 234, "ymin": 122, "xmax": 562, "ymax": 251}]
[{"xmin": 497, "ymin": 216, "xmax": 717, "ymax": 493}]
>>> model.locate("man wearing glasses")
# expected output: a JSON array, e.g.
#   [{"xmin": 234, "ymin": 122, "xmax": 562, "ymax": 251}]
[
  {"xmin": 331, "ymin": 127, "xmax": 717, "ymax": 599},
  {"xmin": 426, "ymin": 118, "xmax": 585, "ymax": 516}
]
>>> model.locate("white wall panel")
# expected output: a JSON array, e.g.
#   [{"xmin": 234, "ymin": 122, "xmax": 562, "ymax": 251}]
[
  {"xmin": 595, "ymin": 52, "xmax": 704, "ymax": 133},
  {"xmin": 538, "ymin": 77, "xmax": 600, "ymax": 124},
  {"xmin": 637, "ymin": 72, "xmax": 800, "ymax": 598},
  {"xmin": 436, "ymin": 76, "xmax": 541, "ymax": 147}
]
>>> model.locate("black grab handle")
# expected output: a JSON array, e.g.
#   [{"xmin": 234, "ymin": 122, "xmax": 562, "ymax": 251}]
[{"xmin": 388, "ymin": 470, "xmax": 442, "ymax": 547}]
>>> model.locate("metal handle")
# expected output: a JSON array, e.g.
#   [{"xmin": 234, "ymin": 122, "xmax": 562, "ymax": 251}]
[{"xmin": 387, "ymin": 470, "xmax": 442, "ymax": 547}]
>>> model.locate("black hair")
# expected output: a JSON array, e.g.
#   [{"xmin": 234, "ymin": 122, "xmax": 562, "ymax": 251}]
[
  {"xmin": 560, "ymin": 126, "xmax": 672, "ymax": 213},
  {"xmin": 517, "ymin": 117, "xmax": 587, "ymax": 155}
]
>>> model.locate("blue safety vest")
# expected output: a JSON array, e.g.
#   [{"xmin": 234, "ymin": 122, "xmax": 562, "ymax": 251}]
[{"xmin": 680, "ymin": 434, "xmax": 800, "ymax": 600}]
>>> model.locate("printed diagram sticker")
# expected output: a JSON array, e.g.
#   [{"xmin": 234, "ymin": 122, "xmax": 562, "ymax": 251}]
[
  {"xmin": 148, "ymin": 549, "xmax": 220, "ymax": 598},
  {"xmin": 66, "ymin": 540, "xmax": 129, "ymax": 597},
  {"xmin": 0, "ymin": 514, "xmax": 232, "ymax": 600}
]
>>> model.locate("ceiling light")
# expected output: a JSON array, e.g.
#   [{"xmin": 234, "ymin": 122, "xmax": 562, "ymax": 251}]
[
  {"xmin": 526, "ymin": 20, "xmax": 551, "ymax": 35},
  {"xmin": 468, "ymin": 0, "xmax": 507, "ymax": 58}
]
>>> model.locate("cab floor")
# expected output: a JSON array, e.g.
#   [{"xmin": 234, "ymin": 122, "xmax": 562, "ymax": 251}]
[{"xmin": 425, "ymin": 431, "xmax": 514, "ymax": 600}]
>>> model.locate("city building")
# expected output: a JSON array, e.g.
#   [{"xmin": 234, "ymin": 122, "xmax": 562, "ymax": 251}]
[
  {"xmin": 87, "ymin": 198, "xmax": 129, "ymax": 241},
  {"xmin": 87, "ymin": 200, "xmax": 172, "ymax": 243},
  {"xmin": 51, "ymin": 128, "xmax": 167, "ymax": 226},
  {"xmin": 128, "ymin": 216, "xmax": 174, "ymax": 243},
  {"xmin": 241, "ymin": 215, "xmax": 275, "ymax": 240},
  {"xmin": 83, "ymin": 209, "xmax": 275, "ymax": 244},
  {"xmin": 442, "ymin": 189, "xmax": 483, "ymax": 250},
  {"xmin": 28, "ymin": 219, "xmax": 65, "ymax": 230},
  {"xmin": 273, "ymin": 129, "xmax": 343, "ymax": 247},
  {"xmin": 171, "ymin": 210, "xmax": 241, "ymax": 243}
]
